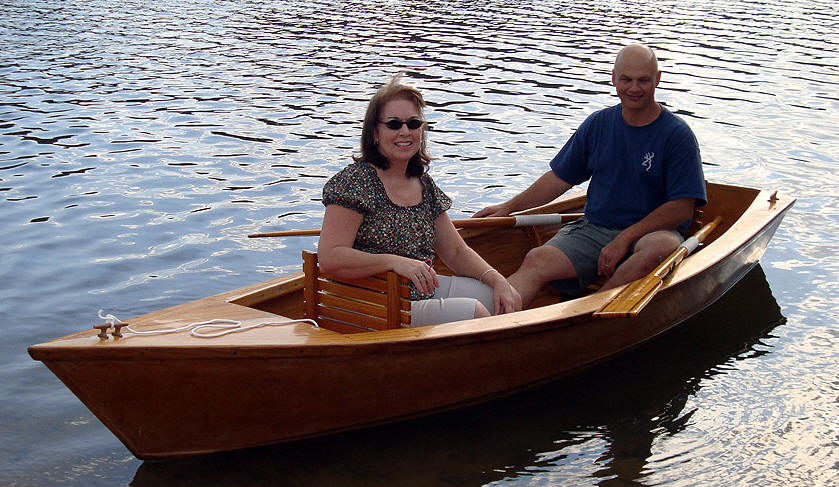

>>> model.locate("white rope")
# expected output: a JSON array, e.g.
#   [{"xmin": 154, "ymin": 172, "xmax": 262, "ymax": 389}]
[
  {"xmin": 98, "ymin": 309, "xmax": 123, "ymax": 326},
  {"xmin": 189, "ymin": 319, "xmax": 319, "ymax": 338},
  {"xmin": 97, "ymin": 310, "xmax": 319, "ymax": 339}
]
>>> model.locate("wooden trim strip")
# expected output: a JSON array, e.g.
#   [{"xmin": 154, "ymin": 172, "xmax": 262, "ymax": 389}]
[
  {"xmin": 318, "ymin": 280, "xmax": 387, "ymax": 305},
  {"xmin": 318, "ymin": 305, "xmax": 387, "ymax": 330}
]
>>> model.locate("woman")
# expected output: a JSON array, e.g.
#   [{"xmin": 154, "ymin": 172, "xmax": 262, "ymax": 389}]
[{"xmin": 317, "ymin": 75, "xmax": 521, "ymax": 326}]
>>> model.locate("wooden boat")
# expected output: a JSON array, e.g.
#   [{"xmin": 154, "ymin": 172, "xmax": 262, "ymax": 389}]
[{"xmin": 28, "ymin": 182, "xmax": 793, "ymax": 460}]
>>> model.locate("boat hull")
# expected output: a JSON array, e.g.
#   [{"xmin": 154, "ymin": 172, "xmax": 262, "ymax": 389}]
[{"xmin": 29, "ymin": 184, "xmax": 794, "ymax": 459}]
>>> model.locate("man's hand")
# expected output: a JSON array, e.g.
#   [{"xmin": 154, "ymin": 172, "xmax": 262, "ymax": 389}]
[
  {"xmin": 472, "ymin": 204, "xmax": 510, "ymax": 219},
  {"xmin": 598, "ymin": 236, "xmax": 632, "ymax": 278}
]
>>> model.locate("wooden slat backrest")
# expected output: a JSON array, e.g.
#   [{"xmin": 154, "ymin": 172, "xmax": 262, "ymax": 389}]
[{"xmin": 302, "ymin": 250, "xmax": 411, "ymax": 333}]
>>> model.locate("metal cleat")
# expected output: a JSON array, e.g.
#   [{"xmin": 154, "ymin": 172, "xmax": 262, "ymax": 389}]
[
  {"xmin": 112, "ymin": 322, "xmax": 128, "ymax": 338},
  {"xmin": 93, "ymin": 323, "xmax": 110, "ymax": 340}
]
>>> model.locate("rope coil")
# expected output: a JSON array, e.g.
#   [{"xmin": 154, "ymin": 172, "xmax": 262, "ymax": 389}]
[{"xmin": 97, "ymin": 310, "xmax": 318, "ymax": 338}]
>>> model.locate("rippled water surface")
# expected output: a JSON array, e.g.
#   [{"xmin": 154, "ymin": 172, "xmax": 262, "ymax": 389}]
[{"xmin": 2, "ymin": 0, "xmax": 838, "ymax": 485}]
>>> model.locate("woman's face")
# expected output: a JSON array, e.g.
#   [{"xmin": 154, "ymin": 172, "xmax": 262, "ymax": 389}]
[{"xmin": 374, "ymin": 98, "xmax": 424, "ymax": 167}]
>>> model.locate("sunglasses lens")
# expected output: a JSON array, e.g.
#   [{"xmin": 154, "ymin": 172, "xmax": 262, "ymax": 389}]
[
  {"xmin": 406, "ymin": 119, "xmax": 424, "ymax": 130},
  {"xmin": 382, "ymin": 119, "xmax": 424, "ymax": 130},
  {"xmin": 384, "ymin": 120, "xmax": 403, "ymax": 130}
]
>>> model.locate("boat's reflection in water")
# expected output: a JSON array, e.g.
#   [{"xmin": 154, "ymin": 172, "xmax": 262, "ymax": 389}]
[{"xmin": 132, "ymin": 265, "xmax": 785, "ymax": 486}]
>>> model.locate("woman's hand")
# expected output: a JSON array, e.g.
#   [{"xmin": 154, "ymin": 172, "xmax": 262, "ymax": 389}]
[
  {"xmin": 483, "ymin": 270, "xmax": 522, "ymax": 314},
  {"xmin": 494, "ymin": 281, "xmax": 522, "ymax": 315},
  {"xmin": 392, "ymin": 256, "xmax": 439, "ymax": 295}
]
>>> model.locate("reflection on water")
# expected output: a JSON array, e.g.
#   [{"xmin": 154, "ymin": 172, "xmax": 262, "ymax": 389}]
[
  {"xmin": 2, "ymin": 0, "xmax": 838, "ymax": 485},
  {"xmin": 131, "ymin": 266, "xmax": 784, "ymax": 486}
]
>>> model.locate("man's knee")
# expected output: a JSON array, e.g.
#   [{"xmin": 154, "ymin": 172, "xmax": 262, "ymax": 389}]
[
  {"xmin": 518, "ymin": 245, "xmax": 575, "ymax": 281},
  {"xmin": 520, "ymin": 245, "xmax": 554, "ymax": 272},
  {"xmin": 633, "ymin": 231, "xmax": 681, "ymax": 266}
]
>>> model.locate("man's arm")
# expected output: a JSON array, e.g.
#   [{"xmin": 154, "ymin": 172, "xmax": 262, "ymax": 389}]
[{"xmin": 473, "ymin": 170, "xmax": 573, "ymax": 218}]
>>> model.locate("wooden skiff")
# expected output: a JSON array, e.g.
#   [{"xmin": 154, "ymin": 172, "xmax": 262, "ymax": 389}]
[{"xmin": 28, "ymin": 182, "xmax": 793, "ymax": 460}]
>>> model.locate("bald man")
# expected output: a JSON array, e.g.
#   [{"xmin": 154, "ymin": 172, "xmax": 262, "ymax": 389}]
[{"xmin": 474, "ymin": 44, "xmax": 707, "ymax": 307}]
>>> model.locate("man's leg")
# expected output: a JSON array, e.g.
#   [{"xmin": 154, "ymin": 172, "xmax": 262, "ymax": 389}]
[
  {"xmin": 507, "ymin": 244, "xmax": 577, "ymax": 308},
  {"xmin": 602, "ymin": 230, "xmax": 682, "ymax": 290}
]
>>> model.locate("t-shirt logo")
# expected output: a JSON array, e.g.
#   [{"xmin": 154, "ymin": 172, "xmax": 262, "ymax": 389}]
[{"xmin": 641, "ymin": 152, "xmax": 654, "ymax": 172}]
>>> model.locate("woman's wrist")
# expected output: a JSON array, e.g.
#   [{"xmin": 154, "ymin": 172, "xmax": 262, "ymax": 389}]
[
  {"xmin": 478, "ymin": 267, "xmax": 495, "ymax": 284},
  {"xmin": 480, "ymin": 269, "xmax": 510, "ymax": 289}
]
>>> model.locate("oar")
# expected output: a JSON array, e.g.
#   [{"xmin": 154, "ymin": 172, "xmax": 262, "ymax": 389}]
[
  {"xmin": 593, "ymin": 216, "xmax": 722, "ymax": 319},
  {"xmin": 247, "ymin": 212, "xmax": 584, "ymax": 238}
]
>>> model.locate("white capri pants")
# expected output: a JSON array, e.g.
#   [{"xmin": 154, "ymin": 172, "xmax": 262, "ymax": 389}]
[{"xmin": 409, "ymin": 275, "xmax": 494, "ymax": 327}]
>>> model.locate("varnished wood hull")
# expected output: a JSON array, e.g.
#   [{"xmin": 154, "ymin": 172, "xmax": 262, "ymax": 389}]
[{"xmin": 28, "ymin": 183, "xmax": 794, "ymax": 460}]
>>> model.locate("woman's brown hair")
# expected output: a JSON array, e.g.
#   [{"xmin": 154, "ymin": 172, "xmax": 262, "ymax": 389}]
[{"xmin": 354, "ymin": 74, "xmax": 431, "ymax": 177}]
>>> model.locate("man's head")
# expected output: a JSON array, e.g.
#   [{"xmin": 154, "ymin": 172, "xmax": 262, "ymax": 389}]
[{"xmin": 612, "ymin": 44, "xmax": 661, "ymax": 116}]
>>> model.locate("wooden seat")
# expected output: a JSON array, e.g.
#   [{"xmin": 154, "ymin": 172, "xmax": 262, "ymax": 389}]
[{"xmin": 302, "ymin": 250, "xmax": 411, "ymax": 334}]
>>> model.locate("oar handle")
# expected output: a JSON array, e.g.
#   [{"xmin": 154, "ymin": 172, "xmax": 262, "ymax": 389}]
[
  {"xmin": 690, "ymin": 215, "xmax": 722, "ymax": 243},
  {"xmin": 451, "ymin": 212, "xmax": 583, "ymax": 229},
  {"xmin": 450, "ymin": 216, "xmax": 516, "ymax": 229},
  {"xmin": 248, "ymin": 212, "xmax": 584, "ymax": 238},
  {"xmin": 249, "ymin": 228, "xmax": 321, "ymax": 238},
  {"xmin": 649, "ymin": 216, "xmax": 723, "ymax": 280}
]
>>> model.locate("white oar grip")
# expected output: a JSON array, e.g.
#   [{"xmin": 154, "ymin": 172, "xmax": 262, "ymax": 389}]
[
  {"xmin": 513, "ymin": 213, "xmax": 569, "ymax": 226},
  {"xmin": 680, "ymin": 236, "xmax": 701, "ymax": 254}
]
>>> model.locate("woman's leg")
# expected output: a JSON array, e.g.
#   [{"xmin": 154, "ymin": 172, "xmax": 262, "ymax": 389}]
[
  {"xmin": 435, "ymin": 275, "xmax": 494, "ymax": 311},
  {"xmin": 409, "ymin": 275, "xmax": 493, "ymax": 326}
]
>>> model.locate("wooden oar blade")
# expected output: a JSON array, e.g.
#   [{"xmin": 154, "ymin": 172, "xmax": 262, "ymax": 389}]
[{"xmin": 593, "ymin": 276, "xmax": 663, "ymax": 318}]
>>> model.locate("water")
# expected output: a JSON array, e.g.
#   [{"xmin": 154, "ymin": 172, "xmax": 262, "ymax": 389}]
[{"xmin": 1, "ymin": 0, "xmax": 837, "ymax": 485}]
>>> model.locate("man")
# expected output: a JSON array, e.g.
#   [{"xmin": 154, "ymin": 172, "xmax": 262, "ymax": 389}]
[{"xmin": 473, "ymin": 44, "xmax": 706, "ymax": 307}]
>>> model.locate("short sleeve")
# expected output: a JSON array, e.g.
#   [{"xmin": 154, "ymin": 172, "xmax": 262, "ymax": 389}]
[
  {"xmin": 322, "ymin": 163, "xmax": 373, "ymax": 214},
  {"xmin": 549, "ymin": 111, "xmax": 599, "ymax": 186},
  {"xmin": 664, "ymin": 122, "xmax": 707, "ymax": 207},
  {"xmin": 424, "ymin": 174, "xmax": 452, "ymax": 217}
]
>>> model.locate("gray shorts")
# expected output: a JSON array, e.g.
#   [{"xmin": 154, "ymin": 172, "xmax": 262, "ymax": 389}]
[
  {"xmin": 545, "ymin": 217, "xmax": 682, "ymax": 297},
  {"xmin": 410, "ymin": 275, "xmax": 494, "ymax": 326}
]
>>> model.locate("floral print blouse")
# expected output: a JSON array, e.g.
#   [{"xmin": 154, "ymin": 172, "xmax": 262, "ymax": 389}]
[{"xmin": 322, "ymin": 161, "xmax": 452, "ymax": 300}]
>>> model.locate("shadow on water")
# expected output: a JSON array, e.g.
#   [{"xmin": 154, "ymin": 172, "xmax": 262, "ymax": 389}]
[{"xmin": 131, "ymin": 265, "xmax": 785, "ymax": 486}]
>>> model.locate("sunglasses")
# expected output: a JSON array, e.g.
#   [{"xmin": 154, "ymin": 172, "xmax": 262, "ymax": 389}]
[{"xmin": 379, "ymin": 118, "xmax": 424, "ymax": 130}]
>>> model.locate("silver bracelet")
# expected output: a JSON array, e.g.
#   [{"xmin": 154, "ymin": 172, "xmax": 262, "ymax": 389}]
[{"xmin": 478, "ymin": 268, "xmax": 497, "ymax": 283}]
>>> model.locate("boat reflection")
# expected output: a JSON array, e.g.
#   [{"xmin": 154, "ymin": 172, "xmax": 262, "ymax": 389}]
[{"xmin": 132, "ymin": 265, "xmax": 784, "ymax": 486}]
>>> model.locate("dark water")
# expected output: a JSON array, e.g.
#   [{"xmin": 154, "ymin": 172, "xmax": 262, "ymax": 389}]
[{"xmin": 2, "ymin": 0, "xmax": 837, "ymax": 485}]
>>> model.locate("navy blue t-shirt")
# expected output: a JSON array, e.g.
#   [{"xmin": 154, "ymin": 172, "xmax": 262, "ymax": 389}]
[{"xmin": 549, "ymin": 104, "xmax": 706, "ymax": 233}]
